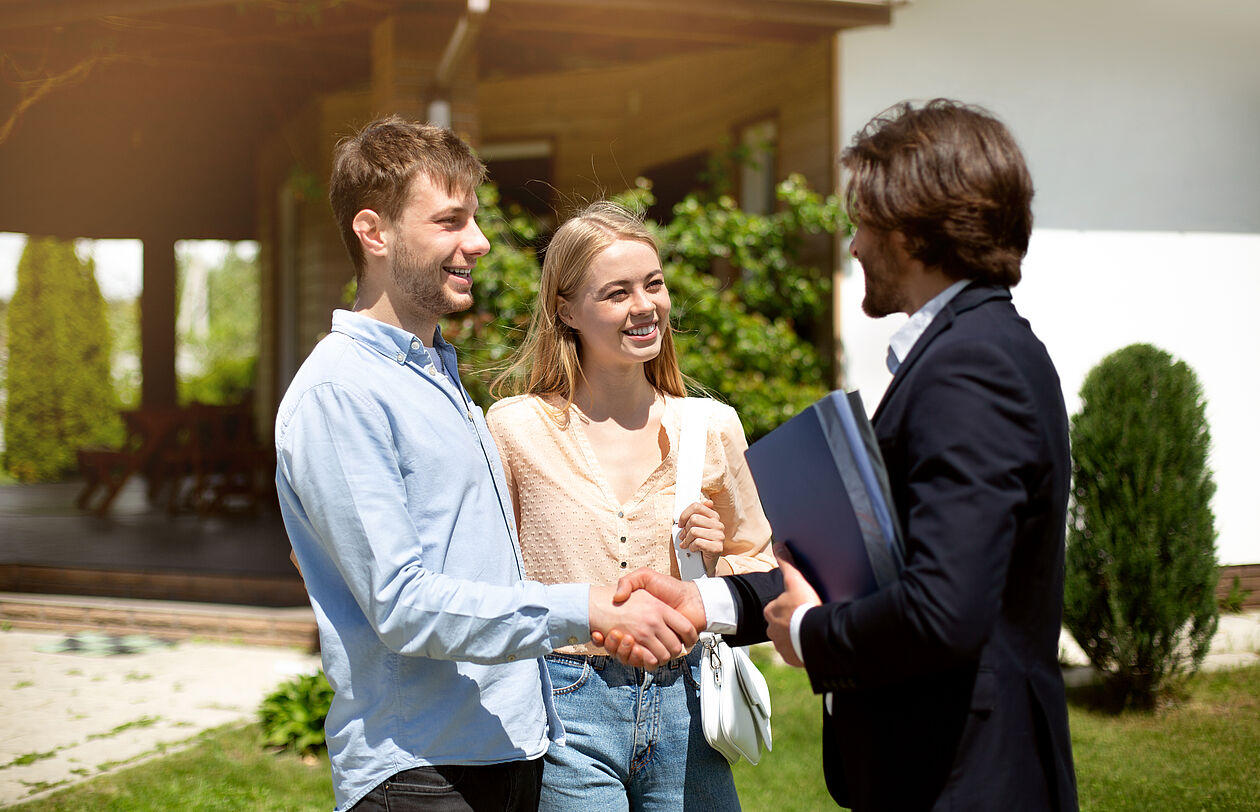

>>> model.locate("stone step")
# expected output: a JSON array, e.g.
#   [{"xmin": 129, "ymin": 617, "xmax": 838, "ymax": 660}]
[{"xmin": 0, "ymin": 592, "xmax": 318, "ymax": 650}]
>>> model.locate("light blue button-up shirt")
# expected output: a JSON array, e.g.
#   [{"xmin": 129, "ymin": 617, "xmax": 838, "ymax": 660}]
[{"xmin": 276, "ymin": 310, "xmax": 590, "ymax": 811}]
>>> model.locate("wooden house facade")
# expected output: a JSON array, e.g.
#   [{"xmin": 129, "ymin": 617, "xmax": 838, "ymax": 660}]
[{"xmin": 0, "ymin": 0, "xmax": 893, "ymax": 426}]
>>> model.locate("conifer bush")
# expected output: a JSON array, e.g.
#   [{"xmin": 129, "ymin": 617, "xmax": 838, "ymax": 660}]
[
  {"xmin": 3, "ymin": 237, "xmax": 121, "ymax": 481},
  {"xmin": 1064, "ymin": 343, "xmax": 1219, "ymax": 710}
]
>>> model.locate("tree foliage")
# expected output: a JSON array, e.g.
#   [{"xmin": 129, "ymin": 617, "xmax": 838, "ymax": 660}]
[
  {"xmin": 177, "ymin": 244, "xmax": 260, "ymax": 405},
  {"xmin": 449, "ymin": 177, "xmax": 840, "ymax": 440},
  {"xmin": 1064, "ymin": 343, "xmax": 1219, "ymax": 710},
  {"xmin": 3, "ymin": 237, "xmax": 121, "ymax": 481}
]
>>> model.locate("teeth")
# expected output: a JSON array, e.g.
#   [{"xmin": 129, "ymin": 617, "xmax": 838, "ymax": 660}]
[
  {"xmin": 625, "ymin": 324, "xmax": 656, "ymax": 336},
  {"xmin": 445, "ymin": 267, "xmax": 471, "ymax": 278}
]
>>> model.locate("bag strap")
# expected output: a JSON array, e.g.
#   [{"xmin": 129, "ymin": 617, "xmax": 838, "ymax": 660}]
[{"xmin": 672, "ymin": 397, "xmax": 710, "ymax": 582}]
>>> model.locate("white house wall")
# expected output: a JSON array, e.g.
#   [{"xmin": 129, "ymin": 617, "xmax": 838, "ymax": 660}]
[{"xmin": 837, "ymin": 0, "xmax": 1260, "ymax": 565}]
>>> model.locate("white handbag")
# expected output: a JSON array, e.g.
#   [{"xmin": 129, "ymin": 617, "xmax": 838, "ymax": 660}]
[{"xmin": 672, "ymin": 398, "xmax": 773, "ymax": 766}]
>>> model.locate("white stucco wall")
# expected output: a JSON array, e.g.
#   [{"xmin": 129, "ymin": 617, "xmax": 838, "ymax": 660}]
[{"xmin": 837, "ymin": 0, "xmax": 1260, "ymax": 565}]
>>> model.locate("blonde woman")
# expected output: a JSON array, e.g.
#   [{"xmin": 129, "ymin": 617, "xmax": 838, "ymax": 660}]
[{"xmin": 486, "ymin": 201, "xmax": 775, "ymax": 810}]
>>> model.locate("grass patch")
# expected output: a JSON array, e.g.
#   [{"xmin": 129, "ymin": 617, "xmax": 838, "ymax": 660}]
[
  {"xmin": 2, "ymin": 750, "xmax": 59, "ymax": 770},
  {"xmin": 733, "ymin": 654, "xmax": 1260, "ymax": 811},
  {"xmin": 8, "ymin": 661, "xmax": 1258, "ymax": 810},
  {"xmin": 85, "ymin": 715, "xmax": 161, "ymax": 741},
  {"xmin": 8, "ymin": 724, "xmax": 332, "ymax": 811}
]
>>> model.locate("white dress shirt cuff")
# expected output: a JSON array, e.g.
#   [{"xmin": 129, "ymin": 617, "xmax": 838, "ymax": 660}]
[
  {"xmin": 790, "ymin": 603, "xmax": 811, "ymax": 664},
  {"xmin": 695, "ymin": 577, "xmax": 739, "ymax": 634}
]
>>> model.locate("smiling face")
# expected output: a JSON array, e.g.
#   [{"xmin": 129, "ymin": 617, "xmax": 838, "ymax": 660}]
[
  {"xmin": 386, "ymin": 172, "xmax": 490, "ymax": 327},
  {"xmin": 557, "ymin": 238, "xmax": 670, "ymax": 373}
]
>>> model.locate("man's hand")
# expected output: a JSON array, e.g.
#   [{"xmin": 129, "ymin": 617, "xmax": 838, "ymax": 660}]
[
  {"xmin": 763, "ymin": 547, "xmax": 820, "ymax": 668},
  {"xmin": 595, "ymin": 569, "xmax": 707, "ymax": 667},
  {"xmin": 588, "ymin": 585, "xmax": 698, "ymax": 669}
]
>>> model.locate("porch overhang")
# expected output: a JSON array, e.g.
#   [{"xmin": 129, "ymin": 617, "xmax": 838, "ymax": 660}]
[{"xmin": 0, "ymin": 0, "xmax": 891, "ymax": 240}]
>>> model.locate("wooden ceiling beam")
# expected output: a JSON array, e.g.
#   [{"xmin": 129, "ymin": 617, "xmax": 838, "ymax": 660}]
[
  {"xmin": 487, "ymin": 8, "xmax": 824, "ymax": 48},
  {"xmin": 491, "ymin": 0, "xmax": 892, "ymax": 31}
]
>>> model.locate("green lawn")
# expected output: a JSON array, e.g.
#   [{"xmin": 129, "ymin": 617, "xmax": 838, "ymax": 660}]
[{"xmin": 11, "ymin": 657, "xmax": 1259, "ymax": 811}]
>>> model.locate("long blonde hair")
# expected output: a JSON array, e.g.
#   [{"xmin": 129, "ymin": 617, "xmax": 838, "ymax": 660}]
[{"xmin": 492, "ymin": 201, "xmax": 686, "ymax": 422}]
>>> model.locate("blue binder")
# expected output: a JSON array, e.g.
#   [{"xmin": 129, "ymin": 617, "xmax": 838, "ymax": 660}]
[{"xmin": 744, "ymin": 391, "xmax": 904, "ymax": 604}]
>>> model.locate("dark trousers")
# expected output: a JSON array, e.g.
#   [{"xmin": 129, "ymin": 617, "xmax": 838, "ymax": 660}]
[{"xmin": 351, "ymin": 759, "xmax": 544, "ymax": 812}]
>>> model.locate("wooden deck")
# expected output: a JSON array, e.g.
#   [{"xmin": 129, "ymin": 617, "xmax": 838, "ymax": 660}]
[{"xmin": 0, "ymin": 479, "xmax": 304, "ymax": 607}]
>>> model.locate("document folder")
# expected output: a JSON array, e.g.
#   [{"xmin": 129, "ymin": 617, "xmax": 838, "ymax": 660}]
[{"xmin": 744, "ymin": 391, "xmax": 903, "ymax": 604}]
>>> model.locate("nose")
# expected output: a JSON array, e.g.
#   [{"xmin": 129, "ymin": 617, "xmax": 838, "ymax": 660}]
[
  {"xmin": 630, "ymin": 287, "xmax": 654, "ymax": 313},
  {"xmin": 849, "ymin": 238, "xmax": 860, "ymax": 260},
  {"xmin": 463, "ymin": 218, "xmax": 491, "ymax": 259}
]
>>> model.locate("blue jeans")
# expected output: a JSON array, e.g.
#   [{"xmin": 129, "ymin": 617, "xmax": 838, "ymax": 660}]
[{"xmin": 541, "ymin": 648, "xmax": 740, "ymax": 811}]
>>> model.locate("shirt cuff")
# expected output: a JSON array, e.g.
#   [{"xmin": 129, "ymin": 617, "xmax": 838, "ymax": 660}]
[
  {"xmin": 695, "ymin": 577, "xmax": 738, "ymax": 634},
  {"xmin": 544, "ymin": 582, "xmax": 595, "ymax": 648},
  {"xmin": 790, "ymin": 603, "xmax": 811, "ymax": 664}
]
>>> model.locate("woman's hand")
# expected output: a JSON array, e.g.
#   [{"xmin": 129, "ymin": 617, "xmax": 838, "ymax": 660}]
[{"xmin": 678, "ymin": 498, "xmax": 725, "ymax": 575}]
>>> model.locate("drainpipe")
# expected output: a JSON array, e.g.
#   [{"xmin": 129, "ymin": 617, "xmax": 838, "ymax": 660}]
[{"xmin": 427, "ymin": 0, "xmax": 490, "ymax": 127}]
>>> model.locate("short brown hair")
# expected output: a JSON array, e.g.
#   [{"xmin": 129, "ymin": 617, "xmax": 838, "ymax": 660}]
[
  {"xmin": 841, "ymin": 99, "xmax": 1033, "ymax": 286},
  {"xmin": 329, "ymin": 116, "xmax": 486, "ymax": 278}
]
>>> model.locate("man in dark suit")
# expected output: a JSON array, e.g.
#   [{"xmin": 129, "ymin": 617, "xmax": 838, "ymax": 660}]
[{"xmin": 604, "ymin": 99, "xmax": 1078, "ymax": 810}]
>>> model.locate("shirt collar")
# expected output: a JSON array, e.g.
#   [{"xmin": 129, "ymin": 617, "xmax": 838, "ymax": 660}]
[
  {"xmin": 330, "ymin": 309, "xmax": 451, "ymax": 367},
  {"xmin": 886, "ymin": 279, "xmax": 972, "ymax": 375}
]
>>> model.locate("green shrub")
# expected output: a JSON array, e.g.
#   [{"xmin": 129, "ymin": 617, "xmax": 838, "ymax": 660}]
[
  {"xmin": 3, "ymin": 237, "xmax": 122, "ymax": 481},
  {"xmin": 1064, "ymin": 343, "xmax": 1219, "ymax": 710},
  {"xmin": 1218, "ymin": 575, "xmax": 1252, "ymax": 614},
  {"xmin": 258, "ymin": 671, "xmax": 333, "ymax": 756}
]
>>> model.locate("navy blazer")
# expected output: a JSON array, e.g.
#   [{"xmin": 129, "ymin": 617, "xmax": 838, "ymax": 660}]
[{"xmin": 725, "ymin": 283, "xmax": 1077, "ymax": 811}]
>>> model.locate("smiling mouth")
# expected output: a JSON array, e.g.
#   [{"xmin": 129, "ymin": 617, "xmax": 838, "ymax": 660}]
[
  {"xmin": 445, "ymin": 266, "xmax": 472, "ymax": 280},
  {"xmin": 624, "ymin": 322, "xmax": 657, "ymax": 337}
]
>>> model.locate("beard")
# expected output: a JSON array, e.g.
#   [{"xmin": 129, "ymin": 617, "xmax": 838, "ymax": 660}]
[
  {"xmin": 390, "ymin": 238, "xmax": 473, "ymax": 320},
  {"xmin": 859, "ymin": 239, "xmax": 909, "ymax": 318}
]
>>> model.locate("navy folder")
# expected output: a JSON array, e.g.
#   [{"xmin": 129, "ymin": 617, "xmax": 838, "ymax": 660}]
[{"xmin": 744, "ymin": 391, "xmax": 904, "ymax": 604}]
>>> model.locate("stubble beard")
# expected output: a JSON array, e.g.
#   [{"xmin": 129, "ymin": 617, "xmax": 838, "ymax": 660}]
[
  {"xmin": 390, "ymin": 238, "xmax": 473, "ymax": 320},
  {"xmin": 859, "ymin": 240, "xmax": 908, "ymax": 319},
  {"xmin": 861, "ymin": 269, "xmax": 903, "ymax": 318}
]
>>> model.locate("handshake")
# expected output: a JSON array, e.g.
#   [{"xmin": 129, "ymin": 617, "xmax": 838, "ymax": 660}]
[
  {"xmin": 586, "ymin": 543, "xmax": 822, "ymax": 669},
  {"xmin": 587, "ymin": 568, "xmax": 707, "ymax": 668}
]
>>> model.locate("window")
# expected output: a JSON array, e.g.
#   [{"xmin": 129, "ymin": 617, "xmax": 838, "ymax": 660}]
[
  {"xmin": 480, "ymin": 140, "xmax": 555, "ymax": 221},
  {"xmin": 738, "ymin": 119, "xmax": 778, "ymax": 215}
]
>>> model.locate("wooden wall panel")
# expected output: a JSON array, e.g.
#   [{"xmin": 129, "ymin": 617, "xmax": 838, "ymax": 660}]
[{"xmin": 479, "ymin": 37, "xmax": 839, "ymax": 206}]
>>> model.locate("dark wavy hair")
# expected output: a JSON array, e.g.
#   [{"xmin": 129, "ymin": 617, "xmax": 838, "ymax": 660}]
[
  {"xmin": 841, "ymin": 99, "xmax": 1033, "ymax": 286},
  {"xmin": 329, "ymin": 115, "xmax": 486, "ymax": 280}
]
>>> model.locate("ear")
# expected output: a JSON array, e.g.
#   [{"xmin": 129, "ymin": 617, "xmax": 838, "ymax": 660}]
[
  {"xmin": 556, "ymin": 297, "xmax": 577, "ymax": 330},
  {"xmin": 352, "ymin": 210, "xmax": 389, "ymax": 259}
]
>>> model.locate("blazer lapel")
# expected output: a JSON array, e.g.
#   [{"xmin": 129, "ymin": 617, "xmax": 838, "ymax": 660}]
[{"xmin": 871, "ymin": 283, "xmax": 1011, "ymax": 423}]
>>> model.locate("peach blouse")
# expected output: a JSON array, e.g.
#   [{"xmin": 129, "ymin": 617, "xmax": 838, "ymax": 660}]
[{"xmin": 487, "ymin": 394, "xmax": 776, "ymax": 655}]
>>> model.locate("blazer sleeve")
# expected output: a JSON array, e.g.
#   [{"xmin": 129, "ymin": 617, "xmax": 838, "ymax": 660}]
[
  {"xmin": 719, "ymin": 568, "xmax": 784, "ymax": 647},
  {"xmin": 798, "ymin": 339, "xmax": 1047, "ymax": 693}
]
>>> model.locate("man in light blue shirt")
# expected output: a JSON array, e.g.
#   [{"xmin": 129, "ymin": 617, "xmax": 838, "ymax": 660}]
[{"xmin": 276, "ymin": 117, "xmax": 696, "ymax": 812}]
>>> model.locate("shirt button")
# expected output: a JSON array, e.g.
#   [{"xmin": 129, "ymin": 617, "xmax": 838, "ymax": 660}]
[
  {"xmin": 395, "ymin": 352, "xmax": 405, "ymax": 363},
  {"xmin": 411, "ymin": 339, "xmax": 421, "ymax": 350},
  {"xmin": 617, "ymin": 511, "xmax": 624, "ymax": 518},
  {"xmin": 620, "ymin": 561, "xmax": 628, "ymax": 568},
  {"xmin": 620, "ymin": 536, "xmax": 626, "ymax": 543},
  {"xmin": 506, "ymin": 654, "xmax": 517, "ymax": 662},
  {"xmin": 567, "ymin": 636, "xmax": 579, "ymax": 645}
]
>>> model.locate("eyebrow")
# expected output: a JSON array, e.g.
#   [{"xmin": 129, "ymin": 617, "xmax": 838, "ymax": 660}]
[
  {"xmin": 596, "ymin": 268, "xmax": 664, "ymax": 294},
  {"xmin": 431, "ymin": 204, "xmax": 474, "ymax": 220}
]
